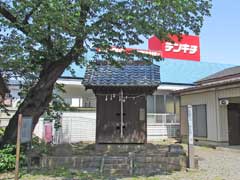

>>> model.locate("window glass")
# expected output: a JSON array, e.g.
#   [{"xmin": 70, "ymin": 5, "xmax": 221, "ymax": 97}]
[
  {"xmin": 147, "ymin": 95, "xmax": 154, "ymax": 113},
  {"xmin": 156, "ymin": 95, "xmax": 165, "ymax": 113},
  {"xmin": 71, "ymin": 98, "xmax": 80, "ymax": 107},
  {"xmin": 166, "ymin": 95, "xmax": 174, "ymax": 113}
]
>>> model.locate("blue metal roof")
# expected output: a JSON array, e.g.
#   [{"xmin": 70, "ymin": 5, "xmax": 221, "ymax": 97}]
[
  {"xmin": 154, "ymin": 59, "xmax": 234, "ymax": 85},
  {"xmin": 62, "ymin": 59, "xmax": 235, "ymax": 85},
  {"xmin": 83, "ymin": 61, "xmax": 160, "ymax": 87}
]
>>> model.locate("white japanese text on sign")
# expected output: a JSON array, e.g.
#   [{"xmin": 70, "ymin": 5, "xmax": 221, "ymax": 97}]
[{"xmin": 165, "ymin": 42, "xmax": 198, "ymax": 54}]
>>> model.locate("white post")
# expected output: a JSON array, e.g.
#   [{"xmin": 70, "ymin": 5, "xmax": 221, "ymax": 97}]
[
  {"xmin": 79, "ymin": 97, "xmax": 83, "ymax": 107},
  {"xmin": 120, "ymin": 89, "xmax": 124, "ymax": 138},
  {"xmin": 187, "ymin": 105, "xmax": 195, "ymax": 168}
]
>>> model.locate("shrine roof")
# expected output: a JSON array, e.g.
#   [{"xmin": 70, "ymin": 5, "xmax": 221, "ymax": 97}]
[{"xmin": 83, "ymin": 61, "xmax": 160, "ymax": 88}]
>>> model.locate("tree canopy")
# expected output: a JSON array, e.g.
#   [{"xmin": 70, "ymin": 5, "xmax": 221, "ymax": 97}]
[{"xmin": 0, "ymin": 0, "xmax": 212, "ymax": 145}]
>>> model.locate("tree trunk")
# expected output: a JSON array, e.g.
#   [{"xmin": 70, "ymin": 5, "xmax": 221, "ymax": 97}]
[
  {"xmin": 0, "ymin": 61, "xmax": 70, "ymax": 146},
  {"xmin": 0, "ymin": 73, "xmax": 9, "ymax": 99}
]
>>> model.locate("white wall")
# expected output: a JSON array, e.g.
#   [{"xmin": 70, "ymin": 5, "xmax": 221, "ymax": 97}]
[{"xmin": 59, "ymin": 85, "xmax": 96, "ymax": 108}]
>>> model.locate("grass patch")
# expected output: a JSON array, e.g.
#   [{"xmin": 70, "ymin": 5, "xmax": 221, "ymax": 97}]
[{"xmin": 20, "ymin": 168, "xmax": 105, "ymax": 180}]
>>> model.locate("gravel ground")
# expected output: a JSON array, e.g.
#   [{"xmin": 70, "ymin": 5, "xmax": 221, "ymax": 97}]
[
  {"xmin": 1, "ymin": 145, "xmax": 240, "ymax": 180},
  {"xmin": 130, "ymin": 145, "xmax": 240, "ymax": 180}
]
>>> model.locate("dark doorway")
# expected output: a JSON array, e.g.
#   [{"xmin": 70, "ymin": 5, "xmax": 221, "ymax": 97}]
[{"xmin": 227, "ymin": 103, "xmax": 240, "ymax": 145}]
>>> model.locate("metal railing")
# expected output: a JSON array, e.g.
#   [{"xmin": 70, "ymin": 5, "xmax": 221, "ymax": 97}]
[
  {"xmin": 147, "ymin": 113, "xmax": 179, "ymax": 124},
  {"xmin": 147, "ymin": 113, "xmax": 180, "ymax": 138}
]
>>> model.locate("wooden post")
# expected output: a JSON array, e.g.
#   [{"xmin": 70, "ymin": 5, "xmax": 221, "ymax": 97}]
[
  {"xmin": 15, "ymin": 114, "xmax": 22, "ymax": 180},
  {"xmin": 187, "ymin": 105, "xmax": 195, "ymax": 169}
]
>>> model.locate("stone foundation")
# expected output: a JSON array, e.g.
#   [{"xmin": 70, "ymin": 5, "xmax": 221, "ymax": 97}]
[{"xmin": 40, "ymin": 144, "xmax": 187, "ymax": 177}]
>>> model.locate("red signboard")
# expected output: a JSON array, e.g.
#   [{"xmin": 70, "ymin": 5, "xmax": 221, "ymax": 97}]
[{"xmin": 148, "ymin": 34, "xmax": 200, "ymax": 61}]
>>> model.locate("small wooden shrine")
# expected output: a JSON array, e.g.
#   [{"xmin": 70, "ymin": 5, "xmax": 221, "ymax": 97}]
[{"xmin": 83, "ymin": 61, "xmax": 160, "ymax": 144}]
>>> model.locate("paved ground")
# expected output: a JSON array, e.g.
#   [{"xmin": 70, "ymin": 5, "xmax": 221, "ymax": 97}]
[{"xmin": 1, "ymin": 145, "xmax": 240, "ymax": 180}]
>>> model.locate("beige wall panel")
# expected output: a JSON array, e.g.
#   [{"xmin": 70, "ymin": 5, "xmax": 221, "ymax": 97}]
[
  {"xmin": 181, "ymin": 91, "xmax": 218, "ymax": 142},
  {"xmin": 216, "ymin": 87, "xmax": 240, "ymax": 142},
  {"xmin": 180, "ymin": 107, "xmax": 188, "ymax": 136},
  {"xmin": 217, "ymin": 87, "xmax": 240, "ymax": 99},
  {"xmin": 218, "ymin": 105, "xmax": 228, "ymax": 141}
]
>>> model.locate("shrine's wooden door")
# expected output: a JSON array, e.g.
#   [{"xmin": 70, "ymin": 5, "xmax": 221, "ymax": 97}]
[{"xmin": 96, "ymin": 95, "xmax": 146, "ymax": 144}]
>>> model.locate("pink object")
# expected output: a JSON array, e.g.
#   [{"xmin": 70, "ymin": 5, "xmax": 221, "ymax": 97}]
[{"xmin": 44, "ymin": 123, "xmax": 52, "ymax": 143}]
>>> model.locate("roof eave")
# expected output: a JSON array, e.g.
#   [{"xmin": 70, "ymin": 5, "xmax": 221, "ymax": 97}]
[{"xmin": 175, "ymin": 79, "xmax": 240, "ymax": 94}]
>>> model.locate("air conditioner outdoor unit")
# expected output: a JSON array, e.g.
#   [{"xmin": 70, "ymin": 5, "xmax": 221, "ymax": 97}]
[{"xmin": 219, "ymin": 99, "xmax": 229, "ymax": 105}]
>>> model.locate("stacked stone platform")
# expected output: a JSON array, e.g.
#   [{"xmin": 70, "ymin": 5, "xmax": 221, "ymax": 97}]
[{"xmin": 40, "ymin": 144, "xmax": 187, "ymax": 177}]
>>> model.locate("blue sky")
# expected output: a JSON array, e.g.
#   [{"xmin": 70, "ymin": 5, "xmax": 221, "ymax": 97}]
[
  {"xmin": 66, "ymin": 1, "xmax": 240, "ymax": 77},
  {"xmin": 128, "ymin": 0, "xmax": 240, "ymax": 65},
  {"xmin": 200, "ymin": 0, "xmax": 240, "ymax": 65}
]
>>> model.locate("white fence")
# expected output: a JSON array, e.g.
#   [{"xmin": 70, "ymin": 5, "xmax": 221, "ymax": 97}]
[
  {"xmin": 48, "ymin": 112, "xmax": 180, "ymax": 144},
  {"xmin": 56, "ymin": 112, "xmax": 96, "ymax": 143},
  {"xmin": 1, "ymin": 111, "xmax": 180, "ymax": 144}
]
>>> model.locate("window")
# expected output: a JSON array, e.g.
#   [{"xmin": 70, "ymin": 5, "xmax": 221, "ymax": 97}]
[
  {"xmin": 147, "ymin": 94, "xmax": 180, "ymax": 114},
  {"xmin": 71, "ymin": 98, "xmax": 82, "ymax": 107},
  {"xmin": 165, "ymin": 95, "xmax": 174, "ymax": 113},
  {"xmin": 64, "ymin": 97, "xmax": 82, "ymax": 107},
  {"xmin": 64, "ymin": 97, "xmax": 96, "ymax": 108},
  {"xmin": 156, "ymin": 95, "xmax": 165, "ymax": 113}
]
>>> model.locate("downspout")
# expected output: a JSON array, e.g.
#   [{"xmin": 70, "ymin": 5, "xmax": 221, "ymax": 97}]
[{"xmin": 214, "ymin": 88, "xmax": 219, "ymax": 142}]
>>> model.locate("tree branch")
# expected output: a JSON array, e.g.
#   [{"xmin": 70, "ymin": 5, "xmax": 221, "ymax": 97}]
[
  {"xmin": 22, "ymin": 2, "xmax": 41, "ymax": 25},
  {"xmin": 0, "ymin": 2, "xmax": 52, "ymax": 49},
  {"xmin": 63, "ymin": 2, "xmax": 90, "ymax": 62},
  {"xmin": 0, "ymin": 3, "xmax": 28, "ymax": 34}
]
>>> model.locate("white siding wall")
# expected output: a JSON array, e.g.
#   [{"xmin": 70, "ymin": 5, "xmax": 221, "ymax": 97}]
[{"xmin": 60, "ymin": 112, "xmax": 96, "ymax": 142}]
